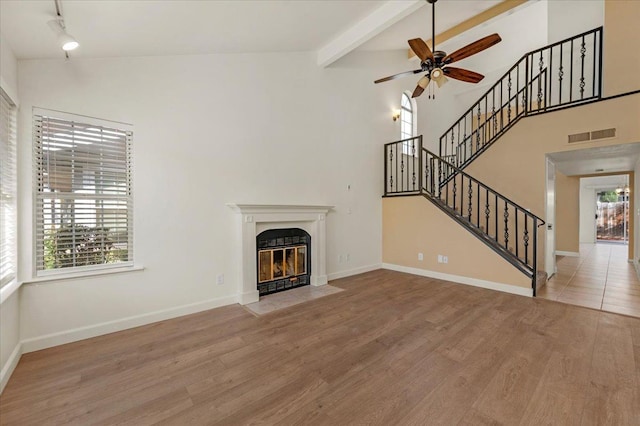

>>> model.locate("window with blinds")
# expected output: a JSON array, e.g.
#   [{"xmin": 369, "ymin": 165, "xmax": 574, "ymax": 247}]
[
  {"xmin": 34, "ymin": 110, "xmax": 133, "ymax": 274},
  {"xmin": 0, "ymin": 90, "xmax": 17, "ymax": 288}
]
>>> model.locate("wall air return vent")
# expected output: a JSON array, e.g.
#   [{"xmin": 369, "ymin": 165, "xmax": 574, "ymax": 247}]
[
  {"xmin": 568, "ymin": 132, "xmax": 590, "ymax": 143},
  {"xmin": 591, "ymin": 128, "xmax": 616, "ymax": 140},
  {"xmin": 567, "ymin": 128, "xmax": 617, "ymax": 143}
]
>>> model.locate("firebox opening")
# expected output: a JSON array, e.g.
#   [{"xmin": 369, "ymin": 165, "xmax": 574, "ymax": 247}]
[{"xmin": 256, "ymin": 228, "xmax": 311, "ymax": 296}]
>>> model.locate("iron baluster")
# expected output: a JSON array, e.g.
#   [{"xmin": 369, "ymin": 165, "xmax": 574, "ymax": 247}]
[
  {"xmin": 476, "ymin": 182, "xmax": 480, "ymax": 228},
  {"xmin": 569, "ymin": 39, "xmax": 574, "ymax": 102},
  {"xmin": 384, "ymin": 144, "xmax": 388, "ymax": 195},
  {"xmin": 418, "ymin": 136, "xmax": 423, "ymax": 192},
  {"xmin": 400, "ymin": 145, "xmax": 405, "ymax": 191},
  {"xmin": 524, "ymin": 216, "xmax": 529, "ymax": 265},
  {"xmin": 452, "ymin": 172, "xmax": 457, "ymax": 211},
  {"xmin": 579, "ymin": 35, "xmax": 586, "ymax": 99},
  {"xmin": 485, "ymin": 189, "xmax": 490, "ymax": 237},
  {"xmin": 549, "ymin": 45, "xmax": 553, "ymax": 105},
  {"xmin": 533, "ymin": 217, "xmax": 538, "ymax": 296},
  {"xmin": 515, "ymin": 207, "xmax": 519, "ymax": 258},
  {"xmin": 495, "ymin": 194, "xmax": 498, "ymax": 243},
  {"xmin": 411, "ymin": 140, "xmax": 416, "ymax": 190},
  {"xmin": 468, "ymin": 179, "xmax": 473, "ymax": 221},
  {"xmin": 389, "ymin": 145, "xmax": 393, "ymax": 191},
  {"xmin": 559, "ymin": 47, "xmax": 564, "ymax": 105},
  {"xmin": 504, "ymin": 202, "xmax": 509, "ymax": 250},
  {"xmin": 507, "ymin": 72, "xmax": 512, "ymax": 122},
  {"xmin": 592, "ymin": 32, "xmax": 597, "ymax": 97},
  {"xmin": 451, "ymin": 130, "xmax": 455, "ymax": 170},
  {"xmin": 476, "ymin": 104, "xmax": 481, "ymax": 153},
  {"xmin": 538, "ymin": 51, "xmax": 544, "ymax": 109}
]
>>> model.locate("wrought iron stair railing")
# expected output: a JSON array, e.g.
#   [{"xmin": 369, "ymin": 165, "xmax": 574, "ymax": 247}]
[
  {"xmin": 439, "ymin": 27, "xmax": 603, "ymax": 176},
  {"xmin": 384, "ymin": 136, "xmax": 545, "ymax": 295}
]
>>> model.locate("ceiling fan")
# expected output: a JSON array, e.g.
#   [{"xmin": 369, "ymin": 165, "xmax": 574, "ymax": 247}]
[{"xmin": 374, "ymin": 0, "xmax": 502, "ymax": 98}]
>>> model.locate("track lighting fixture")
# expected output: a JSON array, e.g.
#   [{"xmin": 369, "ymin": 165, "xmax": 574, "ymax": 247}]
[{"xmin": 48, "ymin": 17, "xmax": 79, "ymax": 51}]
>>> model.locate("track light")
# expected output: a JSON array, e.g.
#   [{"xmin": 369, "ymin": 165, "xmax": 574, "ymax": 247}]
[
  {"xmin": 59, "ymin": 32, "xmax": 79, "ymax": 51},
  {"xmin": 48, "ymin": 18, "xmax": 79, "ymax": 52}
]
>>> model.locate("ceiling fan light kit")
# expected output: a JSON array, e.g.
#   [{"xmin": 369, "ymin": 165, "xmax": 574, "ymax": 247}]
[{"xmin": 374, "ymin": 0, "xmax": 502, "ymax": 98}]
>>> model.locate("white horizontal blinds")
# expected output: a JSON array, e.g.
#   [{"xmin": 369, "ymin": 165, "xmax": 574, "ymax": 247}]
[
  {"xmin": 34, "ymin": 112, "xmax": 133, "ymax": 273},
  {"xmin": 0, "ymin": 90, "xmax": 17, "ymax": 288}
]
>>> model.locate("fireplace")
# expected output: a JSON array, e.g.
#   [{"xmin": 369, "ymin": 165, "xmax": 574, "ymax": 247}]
[
  {"xmin": 227, "ymin": 204, "xmax": 332, "ymax": 305},
  {"xmin": 256, "ymin": 228, "xmax": 311, "ymax": 295}
]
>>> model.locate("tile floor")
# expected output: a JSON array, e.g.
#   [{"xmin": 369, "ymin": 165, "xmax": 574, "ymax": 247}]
[{"xmin": 538, "ymin": 242, "xmax": 640, "ymax": 318}]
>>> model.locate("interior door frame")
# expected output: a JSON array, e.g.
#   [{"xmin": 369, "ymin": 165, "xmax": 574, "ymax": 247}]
[{"xmin": 545, "ymin": 157, "xmax": 556, "ymax": 277}]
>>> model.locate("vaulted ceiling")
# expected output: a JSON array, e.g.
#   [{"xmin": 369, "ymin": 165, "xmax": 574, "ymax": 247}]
[{"xmin": 1, "ymin": 0, "xmax": 540, "ymax": 67}]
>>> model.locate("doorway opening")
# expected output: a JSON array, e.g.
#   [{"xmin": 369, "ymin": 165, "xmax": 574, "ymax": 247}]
[{"xmin": 596, "ymin": 181, "xmax": 629, "ymax": 244}]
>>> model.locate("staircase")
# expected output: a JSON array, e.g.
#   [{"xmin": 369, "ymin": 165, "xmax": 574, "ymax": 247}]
[
  {"xmin": 383, "ymin": 27, "xmax": 604, "ymax": 296},
  {"xmin": 440, "ymin": 27, "xmax": 603, "ymax": 175}
]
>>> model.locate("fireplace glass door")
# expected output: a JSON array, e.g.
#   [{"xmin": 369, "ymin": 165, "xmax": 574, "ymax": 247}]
[{"xmin": 258, "ymin": 245, "xmax": 306, "ymax": 283}]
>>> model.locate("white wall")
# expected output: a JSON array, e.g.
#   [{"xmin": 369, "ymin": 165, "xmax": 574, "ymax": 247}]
[
  {"xmin": 16, "ymin": 50, "xmax": 409, "ymax": 350},
  {"xmin": 547, "ymin": 0, "xmax": 604, "ymax": 44},
  {"xmin": 579, "ymin": 179, "xmax": 597, "ymax": 243},
  {"xmin": 0, "ymin": 32, "xmax": 21, "ymax": 393}
]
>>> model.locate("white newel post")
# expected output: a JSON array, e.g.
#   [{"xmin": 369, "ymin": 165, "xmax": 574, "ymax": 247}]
[{"xmin": 227, "ymin": 204, "xmax": 333, "ymax": 305}]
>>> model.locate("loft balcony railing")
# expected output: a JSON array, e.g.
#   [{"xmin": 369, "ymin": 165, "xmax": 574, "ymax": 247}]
[
  {"xmin": 440, "ymin": 27, "xmax": 603, "ymax": 173},
  {"xmin": 384, "ymin": 136, "xmax": 545, "ymax": 295}
]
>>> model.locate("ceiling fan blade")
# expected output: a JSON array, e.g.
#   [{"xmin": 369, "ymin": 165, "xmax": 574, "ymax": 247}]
[
  {"xmin": 374, "ymin": 69, "xmax": 422, "ymax": 84},
  {"xmin": 443, "ymin": 67, "xmax": 485, "ymax": 83},
  {"xmin": 408, "ymin": 38, "xmax": 434, "ymax": 62},
  {"xmin": 443, "ymin": 33, "xmax": 502, "ymax": 64},
  {"xmin": 412, "ymin": 76, "xmax": 430, "ymax": 98}
]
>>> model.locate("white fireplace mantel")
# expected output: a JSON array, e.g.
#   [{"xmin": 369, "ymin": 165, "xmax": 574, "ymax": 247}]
[{"xmin": 227, "ymin": 204, "xmax": 333, "ymax": 305}]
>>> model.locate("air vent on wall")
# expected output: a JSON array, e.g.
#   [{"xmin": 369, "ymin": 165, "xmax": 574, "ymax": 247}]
[
  {"xmin": 568, "ymin": 132, "xmax": 590, "ymax": 143},
  {"xmin": 591, "ymin": 128, "xmax": 616, "ymax": 140},
  {"xmin": 568, "ymin": 128, "xmax": 616, "ymax": 143}
]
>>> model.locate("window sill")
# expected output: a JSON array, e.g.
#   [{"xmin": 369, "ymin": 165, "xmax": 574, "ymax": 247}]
[
  {"xmin": 0, "ymin": 278, "xmax": 21, "ymax": 304},
  {"xmin": 23, "ymin": 265, "xmax": 145, "ymax": 286}
]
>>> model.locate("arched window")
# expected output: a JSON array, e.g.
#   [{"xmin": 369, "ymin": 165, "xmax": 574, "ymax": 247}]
[
  {"xmin": 400, "ymin": 92, "xmax": 417, "ymax": 155},
  {"xmin": 400, "ymin": 92, "xmax": 414, "ymax": 140}
]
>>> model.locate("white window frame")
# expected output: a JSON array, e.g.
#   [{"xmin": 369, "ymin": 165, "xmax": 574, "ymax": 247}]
[
  {"xmin": 33, "ymin": 108, "xmax": 134, "ymax": 277},
  {"xmin": 400, "ymin": 91, "xmax": 418, "ymax": 156},
  {"xmin": 0, "ymin": 89, "xmax": 17, "ymax": 290}
]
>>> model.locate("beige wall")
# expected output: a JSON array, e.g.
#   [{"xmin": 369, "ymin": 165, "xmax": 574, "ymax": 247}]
[
  {"xmin": 603, "ymin": 0, "xmax": 640, "ymax": 96},
  {"xmin": 465, "ymin": 94, "xmax": 640, "ymax": 260},
  {"xmin": 555, "ymin": 171, "xmax": 580, "ymax": 253},
  {"xmin": 383, "ymin": 196, "xmax": 531, "ymax": 289}
]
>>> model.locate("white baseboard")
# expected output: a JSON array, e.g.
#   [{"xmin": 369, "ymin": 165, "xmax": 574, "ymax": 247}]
[
  {"xmin": 0, "ymin": 342, "xmax": 22, "ymax": 394},
  {"xmin": 328, "ymin": 264, "xmax": 382, "ymax": 281},
  {"xmin": 21, "ymin": 295, "xmax": 238, "ymax": 354},
  {"xmin": 556, "ymin": 251, "xmax": 580, "ymax": 257},
  {"xmin": 382, "ymin": 263, "xmax": 533, "ymax": 297}
]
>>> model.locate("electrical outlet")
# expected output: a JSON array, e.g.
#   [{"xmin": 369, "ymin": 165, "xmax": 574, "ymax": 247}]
[
  {"xmin": 216, "ymin": 274, "xmax": 224, "ymax": 285},
  {"xmin": 418, "ymin": 252, "xmax": 424, "ymax": 261},
  {"xmin": 443, "ymin": 256, "xmax": 448, "ymax": 264},
  {"xmin": 437, "ymin": 255, "xmax": 443, "ymax": 263}
]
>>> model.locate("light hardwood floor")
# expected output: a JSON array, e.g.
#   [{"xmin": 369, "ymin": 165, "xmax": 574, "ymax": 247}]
[
  {"xmin": 539, "ymin": 243, "xmax": 640, "ymax": 318},
  {"xmin": 1, "ymin": 270, "xmax": 639, "ymax": 425}
]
